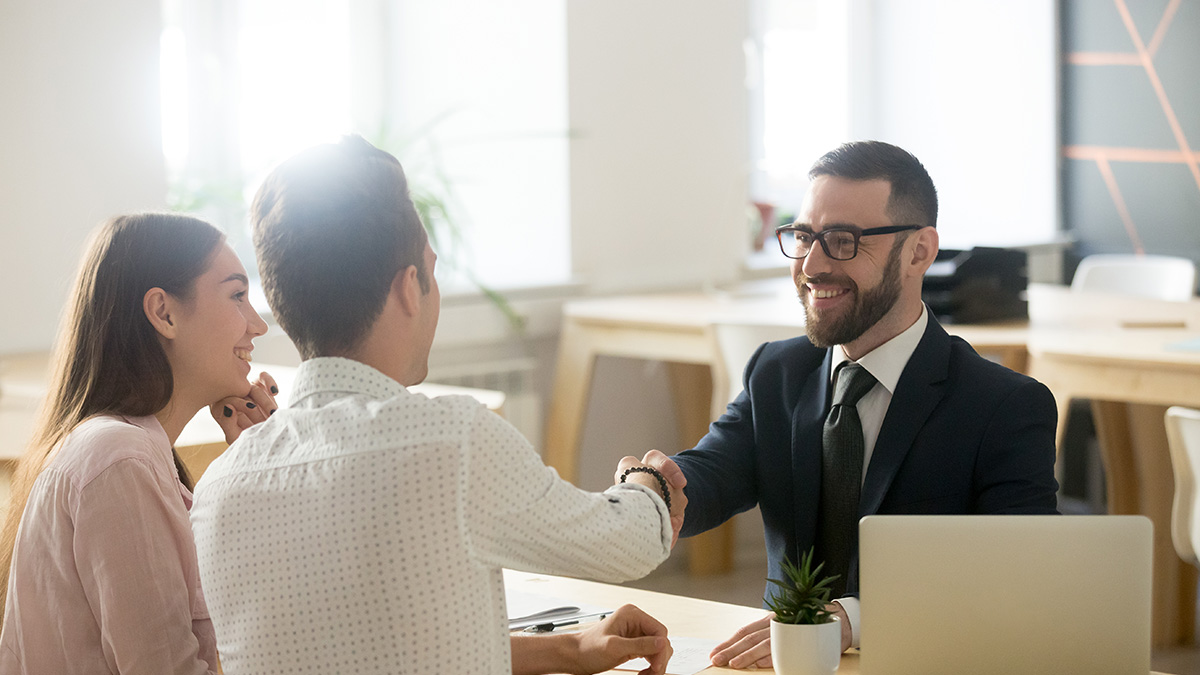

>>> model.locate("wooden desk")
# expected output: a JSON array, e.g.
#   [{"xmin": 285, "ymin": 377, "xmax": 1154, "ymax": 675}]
[
  {"xmin": 543, "ymin": 280, "xmax": 1028, "ymax": 575},
  {"xmin": 1029, "ymin": 327, "xmax": 1200, "ymax": 647},
  {"xmin": 503, "ymin": 570, "xmax": 1178, "ymax": 675}
]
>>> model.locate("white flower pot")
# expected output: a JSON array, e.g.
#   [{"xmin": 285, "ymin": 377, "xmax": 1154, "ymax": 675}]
[{"xmin": 770, "ymin": 617, "xmax": 841, "ymax": 675}]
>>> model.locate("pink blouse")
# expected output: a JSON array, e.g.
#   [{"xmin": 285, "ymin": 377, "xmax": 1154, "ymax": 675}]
[{"xmin": 0, "ymin": 415, "xmax": 218, "ymax": 675}]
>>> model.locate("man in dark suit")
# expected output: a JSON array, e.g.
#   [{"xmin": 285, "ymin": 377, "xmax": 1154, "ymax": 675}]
[{"xmin": 640, "ymin": 141, "xmax": 1059, "ymax": 668}]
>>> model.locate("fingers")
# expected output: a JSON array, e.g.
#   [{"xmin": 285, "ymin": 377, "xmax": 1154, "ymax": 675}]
[
  {"xmin": 641, "ymin": 449, "xmax": 686, "ymax": 489},
  {"xmin": 615, "ymin": 456, "xmax": 642, "ymax": 484},
  {"xmin": 256, "ymin": 370, "xmax": 280, "ymax": 398},
  {"xmin": 209, "ymin": 401, "xmax": 254, "ymax": 445},
  {"xmin": 607, "ymin": 605, "xmax": 671, "ymax": 675},
  {"xmin": 246, "ymin": 381, "xmax": 278, "ymax": 418},
  {"xmin": 209, "ymin": 377, "xmax": 279, "ymax": 445},
  {"xmin": 710, "ymin": 614, "xmax": 773, "ymax": 668},
  {"xmin": 610, "ymin": 604, "xmax": 667, "ymax": 639},
  {"xmin": 209, "ymin": 401, "xmax": 242, "ymax": 444}
]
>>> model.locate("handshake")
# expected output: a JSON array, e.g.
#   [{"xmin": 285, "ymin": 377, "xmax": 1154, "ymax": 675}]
[{"xmin": 614, "ymin": 450, "xmax": 688, "ymax": 548}]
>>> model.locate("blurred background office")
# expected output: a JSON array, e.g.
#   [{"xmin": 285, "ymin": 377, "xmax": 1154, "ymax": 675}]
[
  {"xmin": 2, "ymin": 0, "xmax": 1199, "ymax": 653},
  {"xmin": 0, "ymin": 0, "xmax": 1064, "ymax": 459}
]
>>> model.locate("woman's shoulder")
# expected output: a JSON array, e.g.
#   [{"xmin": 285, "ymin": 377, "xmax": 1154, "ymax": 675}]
[{"xmin": 47, "ymin": 415, "xmax": 172, "ymax": 486}]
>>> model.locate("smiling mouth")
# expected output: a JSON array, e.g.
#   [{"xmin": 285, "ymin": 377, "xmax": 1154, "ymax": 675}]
[
  {"xmin": 234, "ymin": 348, "xmax": 253, "ymax": 362},
  {"xmin": 809, "ymin": 287, "xmax": 849, "ymax": 299}
]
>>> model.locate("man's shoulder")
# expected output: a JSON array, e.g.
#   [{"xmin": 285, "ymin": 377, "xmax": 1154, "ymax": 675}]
[
  {"xmin": 206, "ymin": 390, "xmax": 487, "ymax": 477},
  {"xmin": 755, "ymin": 335, "xmax": 826, "ymax": 370},
  {"xmin": 944, "ymin": 334, "xmax": 1037, "ymax": 385}
]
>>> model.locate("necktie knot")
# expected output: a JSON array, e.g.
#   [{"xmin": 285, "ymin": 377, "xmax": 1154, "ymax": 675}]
[{"xmin": 833, "ymin": 362, "xmax": 876, "ymax": 408}]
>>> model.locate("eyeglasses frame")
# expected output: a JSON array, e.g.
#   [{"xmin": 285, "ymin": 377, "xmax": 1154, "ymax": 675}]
[{"xmin": 774, "ymin": 223, "xmax": 928, "ymax": 261}]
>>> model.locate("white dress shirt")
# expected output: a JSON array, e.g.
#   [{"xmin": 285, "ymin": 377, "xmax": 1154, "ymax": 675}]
[
  {"xmin": 829, "ymin": 305, "xmax": 928, "ymax": 648},
  {"xmin": 191, "ymin": 357, "xmax": 671, "ymax": 675}
]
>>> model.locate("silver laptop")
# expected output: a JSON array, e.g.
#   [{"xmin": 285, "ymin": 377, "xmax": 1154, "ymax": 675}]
[{"xmin": 859, "ymin": 515, "xmax": 1152, "ymax": 675}]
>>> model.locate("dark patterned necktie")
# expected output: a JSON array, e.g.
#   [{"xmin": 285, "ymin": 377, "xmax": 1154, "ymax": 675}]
[{"xmin": 817, "ymin": 361, "xmax": 877, "ymax": 598}]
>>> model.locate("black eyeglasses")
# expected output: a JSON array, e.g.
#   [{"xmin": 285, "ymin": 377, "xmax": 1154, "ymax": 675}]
[{"xmin": 775, "ymin": 224, "xmax": 927, "ymax": 261}]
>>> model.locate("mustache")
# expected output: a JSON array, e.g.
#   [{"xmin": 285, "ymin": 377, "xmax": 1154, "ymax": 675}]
[{"xmin": 797, "ymin": 273, "xmax": 859, "ymax": 291}]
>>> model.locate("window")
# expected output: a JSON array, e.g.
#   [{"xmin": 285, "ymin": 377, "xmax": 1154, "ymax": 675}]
[
  {"xmin": 748, "ymin": 0, "xmax": 1058, "ymax": 253},
  {"xmin": 160, "ymin": 0, "xmax": 569, "ymax": 291}
]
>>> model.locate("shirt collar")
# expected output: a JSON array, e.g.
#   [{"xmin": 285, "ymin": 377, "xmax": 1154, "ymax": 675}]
[
  {"xmin": 830, "ymin": 304, "xmax": 928, "ymax": 395},
  {"xmin": 289, "ymin": 356, "xmax": 408, "ymax": 405}
]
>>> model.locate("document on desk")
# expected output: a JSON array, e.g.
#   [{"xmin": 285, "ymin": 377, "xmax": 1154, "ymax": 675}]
[
  {"xmin": 615, "ymin": 636, "xmax": 720, "ymax": 675},
  {"xmin": 506, "ymin": 589, "xmax": 612, "ymax": 631}
]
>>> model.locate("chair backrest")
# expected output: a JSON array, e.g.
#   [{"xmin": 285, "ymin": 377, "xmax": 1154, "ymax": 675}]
[
  {"xmin": 712, "ymin": 323, "xmax": 800, "ymax": 405},
  {"xmin": 1071, "ymin": 254, "xmax": 1197, "ymax": 301},
  {"xmin": 1166, "ymin": 406, "xmax": 1200, "ymax": 567}
]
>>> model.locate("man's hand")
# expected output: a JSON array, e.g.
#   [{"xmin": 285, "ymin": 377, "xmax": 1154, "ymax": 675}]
[
  {"xmin": 710, "ymin": 612, "xmax": 773, "ymax": 669},
  {"xmin": 511, "ymin": 604, "xmax": 672, "ymax": 675},
  {"xmin": 711, "ymin": 603, "xmax": 851, "ymax": 669},
  {"xmin": 615, "ymin": 450, "xmax": 688, "ymax": 547},
  {"xmin": 574, "ymin": 604, "xmax": 673, "ymax": 675},
  {"xmin": 209, "ymin": 371, "xmax": 280, "ymax": 444}
]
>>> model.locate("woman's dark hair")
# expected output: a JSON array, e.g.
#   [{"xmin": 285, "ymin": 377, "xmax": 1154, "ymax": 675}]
[{"xmin": 0, "ymin": 213, "xmax": 224, "ymax": 619}]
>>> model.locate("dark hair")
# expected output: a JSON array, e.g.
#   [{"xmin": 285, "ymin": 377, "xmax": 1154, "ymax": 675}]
[
  {"xmin": 251, "ymin": 135, "xmax": 428, "ymax": 359},
  {"xmin": 0, "ymin": 213, "xmax": 224, "ymax": 619},
  {"xmin": 809, "ymin": 141, "xmax": 938, "ymax": 228}
]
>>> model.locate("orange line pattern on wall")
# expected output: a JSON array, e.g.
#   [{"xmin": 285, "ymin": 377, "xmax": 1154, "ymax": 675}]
[{"xmin": 1064, "ymin": 0, "xmax": 1191, "ymax": 253}]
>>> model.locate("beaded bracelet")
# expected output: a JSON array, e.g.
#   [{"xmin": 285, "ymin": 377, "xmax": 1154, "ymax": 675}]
[{"xmin": 620, "ymin": 466, "xmax": 672, "ymax": 512}]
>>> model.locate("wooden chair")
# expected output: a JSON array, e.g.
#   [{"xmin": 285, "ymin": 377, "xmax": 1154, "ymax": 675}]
[{"xmin": 1166, "ymin": 406, "xmax": 1200, "ymax": 567}]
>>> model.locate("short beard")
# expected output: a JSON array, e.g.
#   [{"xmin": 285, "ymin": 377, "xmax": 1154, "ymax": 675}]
[{"xmin": 800, "ymin": 239, "xmax": 904, "ymax": 348}]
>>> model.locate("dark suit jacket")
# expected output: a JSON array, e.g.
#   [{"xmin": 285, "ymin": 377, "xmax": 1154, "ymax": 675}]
[{"xmin": 673, "ymin": 315, "xmax": 1059, "ymax": 599}]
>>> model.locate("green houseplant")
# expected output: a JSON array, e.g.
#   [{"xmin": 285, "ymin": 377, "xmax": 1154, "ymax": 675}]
[{"xmin": 764, "ymin": 549, "xmax": 842, "ymax": 675}]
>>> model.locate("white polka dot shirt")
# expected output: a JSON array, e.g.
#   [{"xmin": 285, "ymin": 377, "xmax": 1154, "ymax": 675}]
[{"xmin": 191, "ymin": 357, "xmax": 671, "ymax": 674}]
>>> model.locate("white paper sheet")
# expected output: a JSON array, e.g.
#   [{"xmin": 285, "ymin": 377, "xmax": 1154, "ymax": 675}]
[{"xmin": 613, "ymin": 636, "xmax": 721, "ymax": 675}]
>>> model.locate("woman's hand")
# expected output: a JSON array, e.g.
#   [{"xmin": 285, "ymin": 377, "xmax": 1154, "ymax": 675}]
[{"xmin": 209, "ymin": 371, "xmax": 280, "ymax": 444}]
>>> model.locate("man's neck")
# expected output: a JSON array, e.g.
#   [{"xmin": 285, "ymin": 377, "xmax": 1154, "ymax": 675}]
[{"xmin": 338, "ymin": 332, "xmax": 424, "ymax": 387}]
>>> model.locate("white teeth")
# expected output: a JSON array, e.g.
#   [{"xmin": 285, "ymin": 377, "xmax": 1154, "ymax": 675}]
[
  {"xmin": 811, "ymin": 289, "xmax": 844, "ymax": 299},
  {"xmin": 234, "ymin": 349, "xmax": 252, "ymax": 362}
]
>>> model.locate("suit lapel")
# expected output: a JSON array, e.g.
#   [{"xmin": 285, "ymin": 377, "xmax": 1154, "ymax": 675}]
[
  {"xmin": 790, "ymin": 348, "xmax": 833, "ymax": 560},
  {"xmin": 860, "ymin": 317, "xmax": 952, "ymax": 516}
]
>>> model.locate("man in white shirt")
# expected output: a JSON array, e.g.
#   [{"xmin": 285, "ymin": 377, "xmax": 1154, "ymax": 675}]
[
  {"xmin": 650, "ymin": 141, "xmax": 1059, "ymax": 667},
  {"xmin": 191, "ymin": 136, "xmax": 686, "ymax": 675}
]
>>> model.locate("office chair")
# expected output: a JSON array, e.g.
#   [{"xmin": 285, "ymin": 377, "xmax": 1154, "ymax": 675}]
[
  {"xmin": 1071, "ymin": 254, "xmax": 1197, "ymax": 301},
  {"xmin": 712, "ymin": 323, "xmax": 800, "ymax": 406},
  {"xmin": 1166, "ymin": 406, "xmax": 1200, "ymax": 567}
]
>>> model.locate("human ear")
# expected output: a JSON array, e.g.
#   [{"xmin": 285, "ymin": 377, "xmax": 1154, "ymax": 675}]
[
  {"xmin": 393, "ymin": 265, "xmax": 423, "ymax": 317},
  {"xmin": 143, "ymin": 287, "xmax": 177, "ymax": 338},
  {"xmin": 908, "ymin": 227, "xmax": 939, "ymax": 276}
]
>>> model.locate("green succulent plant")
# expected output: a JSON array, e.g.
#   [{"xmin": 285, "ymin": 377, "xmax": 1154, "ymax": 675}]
[{"xmin": 764, "ymin": 548, "xmax": 840, "ymax": 625}]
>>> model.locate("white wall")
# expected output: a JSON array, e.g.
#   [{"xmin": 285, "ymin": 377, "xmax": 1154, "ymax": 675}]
[
  {"xmin": 861, "ymin": 0, "xmax": 1059, "ymax": 250},
  {"xmin": 0, "ymin": 0, "xmax": 167, "ymax": 354},
  {"xmin": 568, "ymin": 0, "xmax": 751, "ymax": 293}
]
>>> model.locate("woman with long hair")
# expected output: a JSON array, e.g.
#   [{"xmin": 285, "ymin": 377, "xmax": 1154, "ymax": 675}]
[{"xmin": 0, "ymin": 213, "xmax": 276, "ymax": 674}]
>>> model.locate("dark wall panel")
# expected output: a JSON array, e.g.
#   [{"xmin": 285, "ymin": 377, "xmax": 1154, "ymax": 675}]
[{"xmin": 1061, "ymin": 0, "xmax": 1200, "ymax": 284}]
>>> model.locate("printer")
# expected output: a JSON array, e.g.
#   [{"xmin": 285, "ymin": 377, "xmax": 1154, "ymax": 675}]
[{"xmin": 922, "ymin": 247, "xmax": 1028, "ymax": 324}]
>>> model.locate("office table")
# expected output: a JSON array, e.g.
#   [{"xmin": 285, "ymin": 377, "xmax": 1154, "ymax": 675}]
[
  {"xmin": 1029, "ymin": 328, "xmax": 1200, "ymax": 647},
  {"xmin": 503, "ymin": 570, "xmax": 1177, "ymax": 674}
]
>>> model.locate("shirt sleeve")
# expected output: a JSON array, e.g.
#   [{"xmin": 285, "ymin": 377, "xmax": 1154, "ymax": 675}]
[
  {"xmin": 461, "ymin": 407, "xmax": 671, "ymax": 582},
  {"xmin": 73, "ymin": 458, "xmax": 216, "ymax": 675},
  {"xmin": 833, "ymin": 597, "xmax": 860, "ymax": 648}
]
